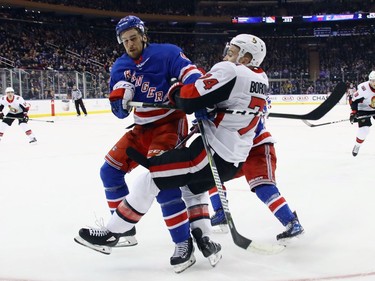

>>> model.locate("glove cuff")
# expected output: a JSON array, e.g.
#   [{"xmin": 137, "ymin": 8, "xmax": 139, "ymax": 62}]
[
  {"xmin": 167, "ymin": 82, "xmax": 183, "ymax": 106},
  {"xmin": 109, "ymin": 88, "xmax": 125, "ymax": 102}
]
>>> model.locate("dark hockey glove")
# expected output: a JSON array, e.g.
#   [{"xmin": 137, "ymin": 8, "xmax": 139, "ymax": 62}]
[
  {"xmin": 23, "ymin": 113, "xmax": 29, "ymax": 122},
  {"xmin": 349, "ymin": 110, "xmax": 357, "ymax": 124},
  {"xmin": 167, "ymin": 82, "xmax": 183, "ymax": 106},
  {"xmin": 194, "ymin": 106, "xmax": 216, "ymax": 121},
  {"xmin": 109, "ymin": 81, "xmax": 135, "ymax": 119},
  {"xmin": 0, "ymin": 112, "xmax": 3, "ymax": 119}
]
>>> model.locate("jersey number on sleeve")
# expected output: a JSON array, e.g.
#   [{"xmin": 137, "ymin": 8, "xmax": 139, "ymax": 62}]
[{"xmin": 199, "ymin": 74, "xmax": 219, "ymax": 90}]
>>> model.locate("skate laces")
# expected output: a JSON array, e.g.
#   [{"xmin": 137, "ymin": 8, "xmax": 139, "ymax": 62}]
[
  {"xmin": 173, "ymin": 240, "xmax": 189, "ymax": 258},
  {"xmin": 87, "ymin": 217, "xmax": 110, "ymax": 237}
]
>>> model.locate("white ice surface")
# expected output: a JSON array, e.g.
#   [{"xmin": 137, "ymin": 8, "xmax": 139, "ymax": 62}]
[{"xmin": 0, "ymin": 104, "xmax": 374, "ymax": 281}]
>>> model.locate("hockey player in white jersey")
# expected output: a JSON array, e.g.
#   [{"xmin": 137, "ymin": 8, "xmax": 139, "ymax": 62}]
[
  {"xmin": 208, "ymin": 34, "xmax": 304, "ymax": 243},
  {"xmin": 74, "ymin": 33, "xmax": 267, "ymax": 271},
  {"xmin": 0, "ymin": 87, "xmax": 37, "ymax": 143},
  {"xmin": 349, "ymin": 71, "xmax": 375, "ymax": 156}
]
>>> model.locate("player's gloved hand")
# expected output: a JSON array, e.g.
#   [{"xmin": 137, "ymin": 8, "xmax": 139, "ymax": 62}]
[
  {"xmin": 109, "ymin": 81, "xmax": 135, "ymax": 119},
  {"xmin": 0, "ymin": 112, "xmax": 3, "ymax": 119},
  {"xmin": 349, "ymin": 110, "xmax": 357, "ymax": 124},
  {"xmin": 194, "ymin": 106, "xmax": 216, "ymax": 121},
  {"xmin": 167, "ymin": 82, "xmax": 183, "ymax": 106},
  {"xmin": 23, "ymin": 113, "xmax": 29, "ymax": 122}
]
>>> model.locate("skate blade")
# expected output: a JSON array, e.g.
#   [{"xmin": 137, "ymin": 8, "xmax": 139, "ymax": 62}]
[
  {"xmin": 74, "ymin": 236, "xmax": 112, "ymax": 255},
  {"xmin": 113, "ymin": 236, "xmax": 138, "ymax": 247},
  {"xmin": 173, "ymin": 255, "xmax": 196, "ymax": 274},
  {"xmin": 212, "ymin": 224, "xmax": 229, "ymax": 234},
  {"xmin": 207, "ymin": 250, "xmax": 222, "ymax": 267}
]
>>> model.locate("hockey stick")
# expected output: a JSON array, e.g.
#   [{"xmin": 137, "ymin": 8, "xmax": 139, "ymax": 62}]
[
  {"xmin": 302, "ymin": 113, "xmax": 375, "ymax": 127},
  {"xmin": 127, "ymin": 101, "xmax": 262, "ymax": 116},
  {"xmin": 268, "ymin": 82, "xmax": 347, "ymax": 120},
  {"xmin": 175, "ymin": 125, "xmax": 198, "ymax": 149},
  {"xmin": 3, "ymin": 116, "xmax": 55, "ymax": 123},
  {"xmin": 128, "ymin": 81, "xmax": 346, "ymax": 120},
  {"xmin": 197, "ymin": 120, "xmax": 285, "ymax": 254},
  {"xmin": 302, "ymin": 118, "xmax": 349, "ymax": 127}
]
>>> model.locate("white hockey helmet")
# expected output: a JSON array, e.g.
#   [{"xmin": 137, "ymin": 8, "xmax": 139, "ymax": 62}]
[
  {"xmin": 369, "ymin": 71, "xmax": 375, "ymax": 88},
  {"xmin": 5, "ymin": 87, "xmax": 14, "ymax": 93},
  {"xmin": 230, "ymin": 34, "xmax": 266, "ymax": 67}
]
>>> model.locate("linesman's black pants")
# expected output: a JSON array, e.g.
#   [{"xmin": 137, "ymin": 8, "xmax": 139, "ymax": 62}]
[{"xmin": 74, "ymin": 98, "xmax": 87, "ymax": 115}]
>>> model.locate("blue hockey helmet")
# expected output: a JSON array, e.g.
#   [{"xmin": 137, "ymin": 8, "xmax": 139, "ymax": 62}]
[{"xmin": 116, "ymin": 15, "xmax": 146, "ymax": 44}]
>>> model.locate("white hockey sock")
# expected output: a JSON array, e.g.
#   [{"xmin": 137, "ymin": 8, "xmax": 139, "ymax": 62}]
[
  {"xmin": 19, "ymin": 122, "xmax": 35, "ymax": 140},
  {"xmin": 356, "ymin": 126, "xmax": 370, "ymax": 145}
]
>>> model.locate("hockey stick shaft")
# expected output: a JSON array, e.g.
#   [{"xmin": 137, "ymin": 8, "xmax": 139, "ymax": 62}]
[
  {"xmin": 197, "ymin": 121, "xmax": 285, "ymax": 254},
  {"xmin": 302, "ymin": 113, "xmax": 375, "ymax": 127},
  {"xmin": 175, "ymin": 125, "xmax": 198, "ymax": 149},
  {"xmin": 196, "ymin": 120, "xmax": 251, "ymax": 249},
  {"xmin": 127, "ymin": 101, "xmax": 261, "ymax": 116},
  {"xmin": 3, "ymin": 116, "xmax": 54, "ymax": 123},
  {"xmin": 128, "ymin": 82, "xmax": 346, "ymax": 120},
  {"xmin": 302, "ymin": 119, "xmax": 349, "ymax": 127}
]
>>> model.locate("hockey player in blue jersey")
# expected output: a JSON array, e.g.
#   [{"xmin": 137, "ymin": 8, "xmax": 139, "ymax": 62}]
[{"xmin": 74, "ymin": 15, "xmax": 221, "ymax": 273}]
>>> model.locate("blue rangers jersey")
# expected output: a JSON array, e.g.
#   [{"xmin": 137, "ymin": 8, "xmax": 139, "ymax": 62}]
[{"xmin": 110, "ymin": 43, "xmax": 202, "ymax": 125}]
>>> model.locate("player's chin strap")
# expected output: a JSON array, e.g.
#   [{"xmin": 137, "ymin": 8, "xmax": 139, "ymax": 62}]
[{"xmin": 196, "ymin": 119, "xmax": 285, "ymax": 254}]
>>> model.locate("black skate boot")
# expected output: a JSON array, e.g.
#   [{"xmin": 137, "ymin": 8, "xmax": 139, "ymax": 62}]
[
  {"xmin": 114, "ymin": 226, "xmax": 138, "ymax": 247},
  {"xmin": 192, "ymin": 228, "xmax": 222, "ymax": 267},
  {"xmin": 276, "ymin": 211, "xmax": 304, "ymax": 244},
  {"xmin": 74, "ymin": 227, "xmax": 120, "ymax": 255},
  {"xmin": 170, "ymin": 237, "xmax": 196, "ymax": 273}
]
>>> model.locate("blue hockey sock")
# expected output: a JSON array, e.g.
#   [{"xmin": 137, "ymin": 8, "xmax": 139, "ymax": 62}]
[
  {"xmin": 255, "ymin": 184, "xmax": 295, "ymax": 226},
  {"xmin": 208, "ymin": 186, "xmax": 227, "ymax": 212},
  {"xmin": 100, "ymin": 162, "xmax": 129, "ymax": 213},
  {"xmin": 157, "ymin": 188, "xmax": 190, "ymax": 243}
]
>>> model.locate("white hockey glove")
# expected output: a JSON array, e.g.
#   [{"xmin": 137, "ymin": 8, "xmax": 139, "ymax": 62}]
[{"xmin": 109, "ymin": 81, "xmax": 135, "ymax": 119}]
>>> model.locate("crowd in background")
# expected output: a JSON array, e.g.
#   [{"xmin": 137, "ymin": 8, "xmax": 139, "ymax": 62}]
[
  {"xmin": 0, "ymin": 0, "xmax": 374, "ymax": 98},
  {"xmin": 28, "ymin": 0, "xmax": 373, "ymax": 17}
]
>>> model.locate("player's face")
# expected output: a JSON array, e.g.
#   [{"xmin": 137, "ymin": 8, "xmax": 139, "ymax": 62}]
[
  {"xmin": 120, "ymin": 29, "xmax": 145, "ymax": 59},
  {"xmin": 223, "ymin": 45, "xmax": 240, "ymax": 63},
  {"xmin": 6, "ymin": 91, "xmax": 14, "ymax": 99},
  {"xmin": 370, "ymin": 79, "xmax": 375, "ymax": 89}
]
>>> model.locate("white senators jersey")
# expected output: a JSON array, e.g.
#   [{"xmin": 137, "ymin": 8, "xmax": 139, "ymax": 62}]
[
  {"xmin": 352, "ymin": 81, "xmax": 375, "ymax": 111},
  {"xmin": 190, "ymin": 61, "xmax": 268, "ymax": 164},
  {"xmin": 0, "ymin": 94, "xmax": 28, "ymax": 114}
]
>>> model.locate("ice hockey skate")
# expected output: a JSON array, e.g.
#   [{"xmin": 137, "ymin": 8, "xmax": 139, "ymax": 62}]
[
  {"xmin": 113, "ymin": 226, "xmax": 138, "ymax": 247},
  {"xmin": 276, "ymin": 212, "xmax": 304, "ymax": 244},
  {"xmin": 74, "ymin": 226, "xmax": 120, "ymax": 255},
  {"xmin": 210, "ymin": 208, "xmax": 229, "ymax": 233},
  {"xmin": 192, "ymin": 228, "xmax": 222, "ymax": 267},
  {"xmin": 170, "ymin": 237, "xmax": 196, "ymax": 273},
  {"xmin": 352, "ymin": 144, "xmax": 360, "ymax": 157},
  {"xmin": 29, "ymin": 137, "xmax": 37, "ymax": 144}
]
